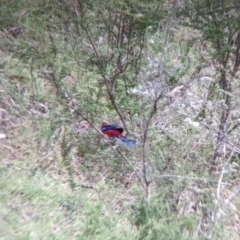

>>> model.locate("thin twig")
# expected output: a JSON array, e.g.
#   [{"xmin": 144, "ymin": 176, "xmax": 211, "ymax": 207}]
[
  {"xmin": 141, "ymin": 14, "xmax": 173, "ymax": 203},
  {"xmin": 217, "ymin": 138, "xmax": 238, "ymax": 199},
  {"xmin": 116, "ymin": 148, "xmax": 146, "ymax": 191},
  {"xmin": 155, "ymin": 174, "xmax": 230, "ymax": 185},
  {"xmin": 224, "ymin": 186, "xmax": 240, "ymax": 205},
  {"xmin": 78, "ymin": 11, "xmax": 130, "ymax": 134}
]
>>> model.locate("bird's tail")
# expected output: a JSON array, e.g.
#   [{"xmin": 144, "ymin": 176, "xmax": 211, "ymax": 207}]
[{"xmin": 114, "ymin": 137, "xmax": 136, "ymax": 147}]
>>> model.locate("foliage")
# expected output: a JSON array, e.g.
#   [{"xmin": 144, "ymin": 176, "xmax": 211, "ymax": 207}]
[{"xmin": 1, "ymin": 0, "xmax": 240, "ymax": 239}]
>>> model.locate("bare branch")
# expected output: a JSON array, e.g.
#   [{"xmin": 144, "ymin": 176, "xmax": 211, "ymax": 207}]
[
  {"xmin": 217, "ymin": 138, "xmax": 238, "ymax": 199},
  {"xmin": 155, "ymin": 174, "xmax": 230, "ymax": 185}
]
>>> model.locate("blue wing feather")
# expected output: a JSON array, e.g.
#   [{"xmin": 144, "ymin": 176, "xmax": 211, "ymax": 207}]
[
  {"xmin": 101, "ymin": 125, "xmax": 124, "ymax": 133},
  {"xmin": 114, "ymin": 137, "xmax": 136, "ymax": 147}
]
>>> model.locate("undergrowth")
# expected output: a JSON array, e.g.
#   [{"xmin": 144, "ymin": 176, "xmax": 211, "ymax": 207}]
[{"xmin": 1, "ymin": 0, "xmax": 240, "ymax": 239}]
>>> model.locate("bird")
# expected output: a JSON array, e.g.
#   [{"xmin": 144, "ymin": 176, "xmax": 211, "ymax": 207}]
[{"xmin": 101, "ymin": 122, "xmax": 136, "ymax": 147}]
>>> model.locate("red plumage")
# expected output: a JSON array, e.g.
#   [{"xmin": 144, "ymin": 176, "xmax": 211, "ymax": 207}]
[
  {"xmin": 101, "ymin": 122, "xmax": 123, "ymax": 138},
  {"xmin": 103, "ymin": 129, "xmax": 123, "ymax": 138}
]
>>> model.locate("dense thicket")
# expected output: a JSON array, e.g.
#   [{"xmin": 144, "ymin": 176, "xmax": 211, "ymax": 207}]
[{"xmin": 1, "ymin": 0, "xmax": 240, "ymax": 239}]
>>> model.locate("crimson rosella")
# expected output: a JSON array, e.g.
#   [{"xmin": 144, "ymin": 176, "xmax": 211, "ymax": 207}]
[{"xmin": 101, "ymin": 122, "xmax": 136, "ymax": 147}]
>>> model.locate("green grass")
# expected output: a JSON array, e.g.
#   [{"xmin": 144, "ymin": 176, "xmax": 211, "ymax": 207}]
[
  {"xmin": 0, "ymin": 164, "xmax": 142, "ymax": 240},
  {"xmin": 1, "ymin": 1, "xmax": 240, "ymax": 239},
  {"xmin": 0, "ymin": 150, "xmax": 137, "ymax": 240}
]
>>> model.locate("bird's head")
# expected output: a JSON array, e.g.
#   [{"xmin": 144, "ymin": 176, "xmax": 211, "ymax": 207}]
[{"xmin": 102, "ymin": 121, "xmax": 109, "ymax": 126}]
